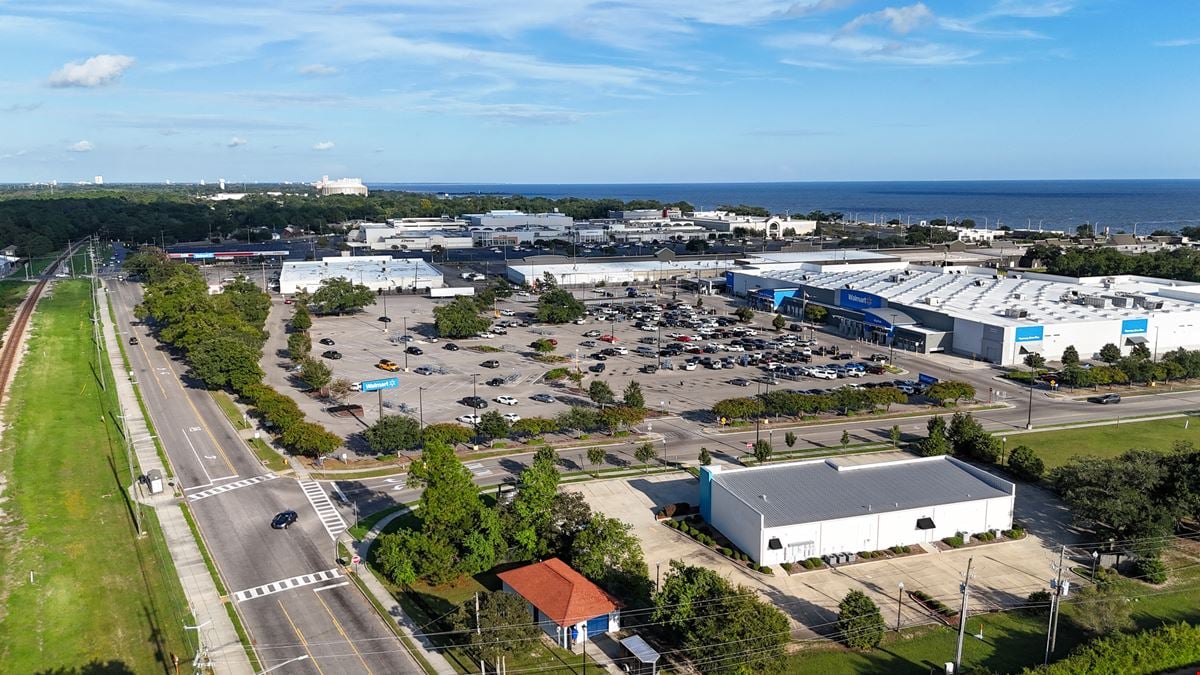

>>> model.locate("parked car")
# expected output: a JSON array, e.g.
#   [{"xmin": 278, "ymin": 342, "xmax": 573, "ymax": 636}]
[
  {"xmin": 868, "ymin": 353, "xmax": 889, "ymax": 362},
  {"xmin": 457, "ymin": 414, "xmax": 482, "ymax": 425},
  {"xmin": 377, "ymin": 316, "xmax": 392, "ymax": 323},
  {"xmin": 589, "ymin": 363, "xmax": 606, "ymax": 373},
  {"xmin": 583, "ymin": 330, "xmax": 602, "ymax": 337},
  {"xmin": 502, "ymin": 413, "xmax": 521, "ymax": 423},
  {"xmin": 599, "ymin": 335, "xmax": 618, "ymax": 343},
  {"xmin": 271, "ymin": 510, "xmax": 298, "ymax": 530},
  {"xmin": 481, "ymin": 359, "xmax": 501, "ymax": 368},
  {"xmin": 486, "ymin": 377, "xmax": 505, "ymax": 387},
  {"xmin": 443, "ymin": 343, "xmax": 460, "ymax": 351},
  {"xmin": 405, "ymin": 346, "xmax": 423, "ymax": 355},
  {"xmin": 531, "ymin": 393, "xmax": 557, "ymax": 403},
  {"xmin": 496, "ymin": 395, "xmax": 518, "ymax": 406},
  {"xmin": 1088, "ymin": 393, "xmax": 1121, "ymax": 405},
  {"xmin": 414, "ymin": 366, "xmax": 435, "ymax": 375},
  {"xmin": 499, "ymin": 309, "xmax": 516, "ymax": 316},
  {"xmin": 731, "ymin": 378, "xmax": 750, "ymax": 387},
  {"xmin": 376, "ymin": 359, "xmax": 400, "ymax": 372},
  {"xmin": 321, "ymin": 350, "xmax": 342, "ymax": 360},
  {"xmin": 641, "ymin": 364, "xmax": 659, "ymax": 374},
  {"xmin": 461, "ymin": 396, "xmax": 488, "ymax": 409}
]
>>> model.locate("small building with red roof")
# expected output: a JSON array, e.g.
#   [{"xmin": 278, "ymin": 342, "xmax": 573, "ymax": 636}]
[{"xmin": 497, "ymin": 558, "xmax": 620, "ymax": 648}]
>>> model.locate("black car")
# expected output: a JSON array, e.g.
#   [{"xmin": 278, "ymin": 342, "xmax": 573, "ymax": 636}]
[
  {"xmin": 832, "ymin": 352, "xmax": 854, "ymax": 360},
  {"xmin": 406, "ymin": 346, "xmax": 423, "ymax": 355},
  {"xmin": 486, "ymin": 377, "xmax": 505, "ymax": 387},
  {"xmin": 318, "ymin": 337, "xmax": 335, "ymax": 346},
  {"xmin": 481, "ymin": 359, "xmax": 500, "ymax": 368},
  {"xmin": 868, "ymin": 353, "xmax": 889, "ymax": 362},
  {"xmin": 641, "ymin": 364, "xmax": 659, "ymax": 374},
  {"xmin": 1088, "ymin": 393, "xmax": 1121, "ymax": 405},
  {"xmin": 462, "ymin": 396, "xmax": 489, "ymax": 409},
  {"xmin": 589, "ymin": 363, "xmax": 606, "ymax": 373},
  {"xmin": 271, "ymin": 510, "xmax": 298, "ymax": 530},
  {"xmin": 128, "ymin": 336, "xmax": 139, "ymax": 345},
  {"xmin": 592, "ymin": 353, "xmax": 608, "ymax": 361},
  {"xmin": 321, "ymin": 350, "xmax": 342, "ymax": 359},
  {"xmin": 378, "ymin": 316, "xmax": 393, "ymax": 323},
  {"xmin": 444, "ymin": 343, "xmax": 460, "ymax": 351}
]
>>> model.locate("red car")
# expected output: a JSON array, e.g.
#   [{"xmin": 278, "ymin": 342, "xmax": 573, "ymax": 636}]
[
  {"xmin": 675, "ymin": 335, "xmax": 692, "ymax": 342},
  {"xmin": 599, "ymin": 335, "xmax": 618, "ymax": 343}
]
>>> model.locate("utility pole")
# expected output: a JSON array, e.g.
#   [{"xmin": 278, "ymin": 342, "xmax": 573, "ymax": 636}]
[
  {"xmin": 1044, "ymin": 545, "xmax": 1066, "ymax": 664},
  {"xmin": 475, "ymin": 592, "xmax": 484, "ymax": 675},
  {"xmin": 954, "ymin": 558, "xmax": 974, "ymax": 674}
]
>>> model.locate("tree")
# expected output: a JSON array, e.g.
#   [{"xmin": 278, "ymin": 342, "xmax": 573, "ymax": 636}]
[
  {"xmin": 1099, "ymin": 342, "xmax": 1122, "ymax": 364},
  {"xmin": 635, "ymin": 442, "xmax": 658, "ymax": 471},
  {"xmin": 476, "ymin": 410, "xmax": 511, "ymax": 441},
  {"xmin": 685, "ymin": 238, "xmax": 710, "ymax": 252},
  {"xmin": 1130, "ymin": 342, "xmax": 1151, "ymax": 360},
  {"xmin": 734, "ymin": 306, "xmax": 754, "ymax": 323},
  {"xmin": 291, "ymin": 303, "xmax": 313, "ymax": 331},
  {"xmin": 489, "ymin": 278, "xmax": 514, "ymax": 299},
  {"xmin": 542, "ymin": 491, "xmax": 593, "ymax": 559},
  {"xmin": 698, "ymin": 447, "xmax": 712, "ymax": 465},
  {"xmin": 421, "ymin": 422, "xmax": 473, "ymax": 447},
  {"xmin": 310, "ymin": 277, "xmax": 376, "ymax": 315},
  {"xmin": 287, "ymin": 331, "xmax": 312, "ymax": 361},
  {"xmin": 926, "ymin": 381, "xmax": 975, "ymax": 405},
  {"xmin": 327, "ymin": 377, "xmax": 354, "ymax": 404},
  {"xmin": 588, "ymin": 380, "xmax": 615, "ymax": 408},
  {"xmin": 785, "ymin": 431, "xmax": 797, "ymax": 448},
  {"xmin": 587, "ymin": 446, "xmax": 606, "ymax": 475},
  {"xmin": 837, "ymin": 590, "xmax": 885, "ymax": 649},
  {"xmin": 772, "ymin": 314, "xmax": 786, "ymax": 331},
  {"xmin": 433, "ymin": 296, "xmax": 492, "ymax": 338},
  {"xmin": 281, "ymin": 421, "xmax": 342, "ymax": 457},
  {"xmin": 1074, "ymin": 583, "xmax": 1134, "ymax": 636},
  {"xmin": 653, "ymin": 562, "xmax": 788, "ymax": 674},
  {"xmin": 712, "ymin": 397, "xmax": 765, "ymax": 421},
  {"xmin": 364, "ymin": 415, "xmax": 421, "ymax": 454},
  {"xmin": 510, "ymin": 417, "xmax": 558, "ymax": 438},
  {"xmin": 623, "ymin": 381, "xmax": 645, "ymax": 409},
  {"xmin": 1024, "ymin": 352, "xmax": 1047, "ymax": 370},
  {"xmin": 569, "ymin": 514, "xmax": 651, "ymax": 606},
  {"xmin": 531, "ymin": 338, "xmax": 556, "ymax": 353},
  {"xmin": 221, "ymin": 277, "xmax": 271, "ymax": 327},
  {"xmin": 507, "ymin": 443, "xmax": 560, "ymax": 558},
  {"xmin": 804, "ymin": 304, "xmax": 828, "ymax": 323},
  {"xmin": 451, "ymin": 591, "xmax": 540, "ymax": 664},
  {"xmin": 890, "ymin": 425, "xmax": 901, "ymax": 448},
  {"xmin": 1008, "ymin": 445, "xmax": 1045, "ymax": 481},
  {"xmin": 919, "ymin": 415, "xmax": 950, "ymax": 456},
  {"xmin": 752, "ymin": 439, "xmax": 772, "ymax": 463},
  {"xmin": 840, "ymin": 430, "xmax": 851, "ymax": 449},
  {"xmin": 536, "ymin": 288, "xmax": 585, "ymax": 324},
  {"xmin": 299, "ymin": 356, "xmax": 332, "ymax": 392},
  {"xmin": 1062, "ymin": 345, "xmax": 1081, "ymax": 367},
  {"xmin": 188, "ymin": 336, "xmax": 265, "ymax": 393}
]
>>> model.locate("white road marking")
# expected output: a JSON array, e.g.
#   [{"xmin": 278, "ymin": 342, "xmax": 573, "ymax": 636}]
[
  {"xmin": 299, "ymin": 480, "xmax": 348, "ymax": 540},
  {"xmin": 466, "ymin": 463, "xmax": 493, "ymax": 477},
  {"xmin": 312, "ymin": 581, "xmax": 350, "ymax": 593},
  {"xmin": 232, "ymin": 568, "xmax": 343, "ymax": 603},
  {"xmin": 187, "ymin": 473, "xmax": 278, "ymax": 502},
  {"xmin": 182, "ymin": 429, "xmax": 213, "ymax": 483}
]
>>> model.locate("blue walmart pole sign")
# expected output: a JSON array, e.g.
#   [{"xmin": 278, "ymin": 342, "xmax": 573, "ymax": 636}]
[
  {"xmin": 917, "ymin": 373, "xmax": 940, "ymax": 385},
  {"xmin": 360, "ymin": 377, "xmax": 399, "ymax": 392}
]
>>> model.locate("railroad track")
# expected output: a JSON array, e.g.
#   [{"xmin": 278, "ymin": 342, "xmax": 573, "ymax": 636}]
[{"xmin": 0, "ymin": 247, "xmax": 79, "ymax": 402}]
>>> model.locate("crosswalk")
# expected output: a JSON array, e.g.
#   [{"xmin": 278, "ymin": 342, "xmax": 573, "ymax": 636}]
[
  {"xmin": 232, "ymin": 568, "xmax": 343, "ymax": 603},
  {"xmin": 466, "ymin": 462, "xmax": 492, "ymax": 478},
  {"xmin": 187, "ymin": 473, "xmax": 277, "ymax": 502},
  {"xmin": 299, "ymin": 480, "xmax": 348, "ymax": 540}
]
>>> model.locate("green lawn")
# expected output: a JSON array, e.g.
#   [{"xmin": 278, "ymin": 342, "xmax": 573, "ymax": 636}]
[
  {"xmin": 0, "ymin": 280, "xmax": 192, "ymax": 673},
  {"xmin": 1012, "ymin": 417, "xmax": 1199, "ymax": 469},
  {"xmin": 0, "ymin": 280, "xmax": 31, "ymax": 339},
  {"xmin": 210, "ymin": 390, "xmax": 250, "ymax": 430}
]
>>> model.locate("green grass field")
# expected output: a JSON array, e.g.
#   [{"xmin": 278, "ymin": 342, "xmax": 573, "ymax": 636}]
[
  {"xmin": 1012, "ymin": 416, "xmax": 1200, "ymax": 469},
  {"xmin": 0, "ymin": 281, "xmax": 31, "ymax": 339},
  {"xmin": 0, "ymin": 280, "xmax": 192, "ymax": 673}
]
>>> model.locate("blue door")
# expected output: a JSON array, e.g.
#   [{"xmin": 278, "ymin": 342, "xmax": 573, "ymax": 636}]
[{"xmin": 586, "ymin": 614, "xmax": 608, "ymax": 637}]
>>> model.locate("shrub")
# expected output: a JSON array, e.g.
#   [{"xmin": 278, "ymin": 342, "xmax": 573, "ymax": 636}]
[
  {"xmin": 665, "ymin": 519, "xmax": 678, "ymax": 529},
  {"xmin": 1133, "ymin": 556, "xmax": 1169, "ymax": 584},
  {"xmin": 973, "ymin": 531, "xmax": 996, "ymax": 542},
  {"xmin": 1023, "ymin": 590, "xmax": 1052, "ymax": 615},
  {"xmin": 781, "ymin": 562, "xmax": 798, "ymax": 573},
  {"xmin": 890, "ymin": 545, "xmax": 910, "ymax": 555},
  {"xmin": 910, "ymin": 590, "xmax": 956, "ymax": 617},
  {"xmin": 688, "ymin": 514, "xmax": 703, "ymax": 524},
  {"xmin": 720, "ymin": 547, "xmax": 732, "ymax": 557},
  {"xmin": 1003, "ymin": 527, "xmax": 1026, "ymax": 539},
  {"xmin": 758, "ymin": 565, "xmax": 774, "ymax": 575},
  {"xmin": 942, "ymin": 535, "xmax": 965, "ymax": 548},
  {"xmin": 545, "ymin": 367, "xmax": 569, "ymax": 381},
  {"xmin": 803, "ymin": 557, "xmax": 823, "ymax": 570},
  {"xmin": 837, "ymin": 590, "xmax": 885, "ymax": 649},
  {"xmin": 662, "ymin": 503, "xmax": 678, "ymax": 518}
]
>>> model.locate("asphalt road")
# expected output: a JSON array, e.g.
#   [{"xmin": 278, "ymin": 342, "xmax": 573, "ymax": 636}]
[{"xmin": 107, "ymin": 277, "xmax": 418, "ymax": 674}]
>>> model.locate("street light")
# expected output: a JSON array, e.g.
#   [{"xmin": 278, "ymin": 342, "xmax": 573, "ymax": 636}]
[
  {"xmin": 1091, "ymin": 550, "xmax": 1099, "ymax": 579},
  {"xmin": 402, "ymin": 317, "xmax": 409, "ymax": 371},
  {"xmin": 896, "ymin": 581, "xmax": 905, "ymax": 631},
  {"xmin": 1001, "ymin": 436, "xmax": 1007, "ymax": 465}
]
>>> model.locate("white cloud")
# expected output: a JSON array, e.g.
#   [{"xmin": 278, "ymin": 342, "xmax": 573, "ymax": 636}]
[
  {"xmin": 985, "ymin": 0, "xmax": 1074, "ymax": 19},
  {"xmin": 227, "ymin": 136, "xmax": 247, "ymax": 147},
  {"xmin": 67, "ymin": 140, "xmax": 93, "ymax": 152},
  {"xmin": 312, "ymin": 141, "xmax": 335, "ymax": 151},
  {"xmin": 844, "ymin": 3, "xmax": 934, "ymax": 35},
  {"xmin": 49, "ymin": 54, "xmax": 135, "ymax": 88},
  {"xmin": 1154, "ymin": 38, "xmax": 1200, "ymax": 48},
  {"xmin": 771, "ymin": 31, "xmax": 979, "ymax": 66},
  {"xmin": 0, "ymin": 150, "xmax": 29, "ymax": 160},
  {"xmin": 299, "ymin": 63, "xmax": 338, "ymax": 76}
]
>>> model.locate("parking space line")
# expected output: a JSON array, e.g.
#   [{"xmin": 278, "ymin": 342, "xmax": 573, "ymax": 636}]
[
  {"xmin": 235, "ymin": 568, "xmax": 343, "ymax": 603},
  {"xmin": 299, "ymin": 480, "xmax": 348, "ymax": 540}
]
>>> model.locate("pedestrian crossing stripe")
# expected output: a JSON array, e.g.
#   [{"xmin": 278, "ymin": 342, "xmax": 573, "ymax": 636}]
[
  {"xmin": 187, "ymin": 473, "xmax": 277, "ymax": 502},
  {"xmin": 232, "ymin": 568, "xmax": 343, "ymax": 603},
  {"xmin": 298, "ymin": 480, "xmax": 348, "ymax": 540}
]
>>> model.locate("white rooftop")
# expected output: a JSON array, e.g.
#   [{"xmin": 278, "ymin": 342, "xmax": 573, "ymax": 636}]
[{"xmin": 280, "ymin": 256, "xmax": 441, "ymax": 285}]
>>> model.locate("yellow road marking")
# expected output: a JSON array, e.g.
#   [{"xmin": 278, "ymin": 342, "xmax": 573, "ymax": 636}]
[
  {"xmin": 278, "ymin": 599, "xmax": 325, "ymax": 675},
  {"xmin": 314, "ymin": 588, "xmax": 375, "ymax": 674}
]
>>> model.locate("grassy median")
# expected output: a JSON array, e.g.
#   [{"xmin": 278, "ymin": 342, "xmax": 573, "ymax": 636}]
[{"xmin": 0, "ymin": 280, "xmax": 192, "ymax": 673}]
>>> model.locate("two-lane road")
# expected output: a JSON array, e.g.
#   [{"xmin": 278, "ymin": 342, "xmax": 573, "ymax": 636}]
[{"xmin": 107, "ymin": 279, "xmax": 418, "ymax": 674}]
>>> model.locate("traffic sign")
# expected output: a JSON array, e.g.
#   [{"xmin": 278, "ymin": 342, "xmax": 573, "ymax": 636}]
[
  {"xmin": 351, "ymin": 554, "xmax": 361, "ymax": 565},
  {"xmin": 360, "ymin": 377, "xmax": 399, "ymax": 392},
  {"xmin": 745, "ymin": 441, "xmax": 753, "ymax": 449}
]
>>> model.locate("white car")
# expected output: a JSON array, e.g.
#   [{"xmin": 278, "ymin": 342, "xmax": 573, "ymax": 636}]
[
  {"xmin": 725, "ymin": 344, "xmax": 744, "ymax": 352},
  {"xmin": 457, "ymin": 414, "xmax": 481, "ymax": 424},
  {"xmin": 500, "ymin": 309, "xmax": 516, "ymax": 316},
  {"xmin": 574, "ymin": 318, "xmax": 587, "ymax": 324},
  {"xmin": 613, "ymin": 347, "xmax": 629, "ymax": 355},
  {"xmin": 810, "ymin": 369, "xmax": 838, "ymax": 380},
  {"xmin": 476, "ymin": 332, "xmax": 495, "ymax": 339},
  {"xmin": 682, "ymin": 362, "xmax": 697, "ymax": 371},
  {"xmin": 496, "ymin": 396, "xmax": 518, "ymax": 406},
  {"xmin": 517, "ymin": 291, "xmax": 531, "ymax": 297},
  {"xmin": 502, "ymin": 413, "xmax": 521, "ymax": 423},
  {"xmin": 639, "ymin": 325, "xmax": 656, "ymax": 332}
]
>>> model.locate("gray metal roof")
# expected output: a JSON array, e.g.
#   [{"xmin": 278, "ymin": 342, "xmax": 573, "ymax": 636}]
[{"xmin": 712, "ymin": 456, "xmax": 1011, "ymax": 528}]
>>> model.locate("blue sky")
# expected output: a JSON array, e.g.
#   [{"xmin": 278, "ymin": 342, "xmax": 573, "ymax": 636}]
[{"xmin": 1, "ymin": 0, "xmax": 1198, "ymax": 183}]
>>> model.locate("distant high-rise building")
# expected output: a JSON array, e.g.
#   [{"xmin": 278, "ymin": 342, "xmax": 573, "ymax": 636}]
[
  {"xmin": 219, "ymin": 178, "xmax": 226, "ymax": 190},
  {"xmin": 200, "ymin": 179, "xmax": 206, "ymax": 186},
  {"xmin": 313, "ymin": 175, "xmax": 368, "ymax": 197},
  {"xmin": 93, "ymin": 175, "xmax": 103, "ymax": 185}
]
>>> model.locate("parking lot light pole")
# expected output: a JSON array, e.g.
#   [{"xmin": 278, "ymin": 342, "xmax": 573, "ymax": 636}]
[
  {"xmin": 896, "ymin": 581, "xmax": 905, "ymax": 631},
  {"xmin": 402, "ymin": 317, "xmax": 409, "ymax": 371}
]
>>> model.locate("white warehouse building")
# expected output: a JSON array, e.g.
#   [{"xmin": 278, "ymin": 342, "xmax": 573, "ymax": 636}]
[
  {"xmin": 278, "ymin": 256, "xmax": 443, "ymax": 294},
  {"xmin": 506, "ymin": 259, "xmax": 732, "ymax": 287},
  {"xmin": 699, "ymin": 455, "xmax": 1015, "ymax": 566}
]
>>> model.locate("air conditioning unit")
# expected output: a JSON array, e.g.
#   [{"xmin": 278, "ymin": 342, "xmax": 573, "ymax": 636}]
[
  {"xmin": 973, "ymin": 279, "xmax": 985, "ymax": 287},
  {"xmin": 1010, "ymin": 293, "xmax": 1023, "ymax": 300},
  {"xmin": 1003, "ymin": 308, "xmax": 1029, "ymax": 318},
  {"xmin": 924, "ymin": 296, "xmax": 943, "ymax": 306}
]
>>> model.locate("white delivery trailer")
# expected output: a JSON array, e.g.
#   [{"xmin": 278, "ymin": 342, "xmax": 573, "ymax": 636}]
[{"xmin": 429, "ymin": 286, "xmax": 475, "ymax": 298}]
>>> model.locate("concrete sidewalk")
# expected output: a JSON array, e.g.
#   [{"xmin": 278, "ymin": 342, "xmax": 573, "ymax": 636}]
[{"xmin": 97, "ymin": 282, "xmax": 254, "ymax": 675}]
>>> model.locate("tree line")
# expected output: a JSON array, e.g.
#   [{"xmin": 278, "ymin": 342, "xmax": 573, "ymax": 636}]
[{"xmin": 1030, "ymin": 243, "xmax": 1200, "ymax": 283}]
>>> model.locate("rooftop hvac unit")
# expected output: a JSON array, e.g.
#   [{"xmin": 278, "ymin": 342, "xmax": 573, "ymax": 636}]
[
  {"xmin": 1010, "ymin": 293, "xmax": 1023, "ymax": 300},
  {"xmin": 973, "ymin": 279, "xmax": 985, "ymax": 287},
  {"xmin": 888, "ymin": 275, "xmax": 902, "ymax": 283},
  {"xmin": 1081, "ymin": 295, "xmax": 1108, "ymax": 308},
  {"xmin": 924, "ymin": 296, "xmax": 943, "ymax": 306},
  {"xmin": 1004, "ymin": 308, "xmax": 1029, "ymax": 318}
]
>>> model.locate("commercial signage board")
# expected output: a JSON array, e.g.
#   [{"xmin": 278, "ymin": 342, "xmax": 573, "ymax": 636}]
[
  {"xmin": 360, "ymin": 377, "xmax": 399, "ymax": 392},
  {"xmin": 1014, "ymin": 325, "xmax": 1044, "ymax": 343},
  {"xmin": 837, "ymin": 289, "xmax": 884, "ymax": 311},
  {"xmin": 1121, "ymin": 318, "xmax": 1148, "ymax": 335},
  {"xmin": 917, "ymin": 373, "xmax": 940, "ymax": 385}
]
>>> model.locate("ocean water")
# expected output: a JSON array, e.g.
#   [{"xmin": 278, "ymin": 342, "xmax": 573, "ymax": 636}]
[{"xmin": 370, "ymin": 179, "xmax": 1200, "ymax": 233}]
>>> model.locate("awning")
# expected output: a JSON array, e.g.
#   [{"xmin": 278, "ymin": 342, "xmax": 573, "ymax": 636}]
[
  {"xmin": 768, "ymin": 538, "xmax": 783, "ymax": 550},
  {"xmin": 1125, "ymin": 336, "xmax": 1148, "ymax": 345},
  {"xmin": 1019, "ymin": 344, "xmax": 1043, "ymax": 355},
  {"xmin": 620, "ymin": 635, "xmax": 661, "ymax": 665},
  {"xmin": 916, "ymin": 517, "xmax": 936, "ymax": 530},
  {"xmin": 864, "ymin": 307, "xmax": 918, "ymax": 330}
]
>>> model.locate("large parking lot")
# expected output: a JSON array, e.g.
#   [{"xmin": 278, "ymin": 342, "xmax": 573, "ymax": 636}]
[{"xmin": 264, "ymin": 288, "xmax": 937, "ymax": 444}]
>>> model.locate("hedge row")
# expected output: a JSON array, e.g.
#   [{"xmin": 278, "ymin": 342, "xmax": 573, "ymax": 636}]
[{"xmin": 1023, "ymin": 622, "xmax": 1200, "ymax": 674}]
